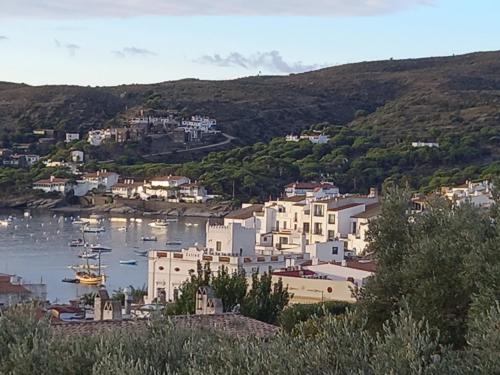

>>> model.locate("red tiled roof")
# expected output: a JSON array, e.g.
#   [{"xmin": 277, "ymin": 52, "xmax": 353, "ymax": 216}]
[
  {"xmin": 351, "ymin": 203, "xmax": 381, "ymax": 219},
  {"xmin": 52, "ymin": 313, "xmax": 278, "ymax": 339},
  {"xmin": 0, "ymin": 282, "xmax": 31, "ymax": 295},
  {"xmin": 327, "ymin": 203, "xmax": 363, "ymax": 212},
  {"xmin": 152, "ymin": 175, "xmax": 188, "ymax": 181},
  {"xmin": 34, "ymin": 178, "xmax": 69, "ymax": 185},
  {"xmin": 225, "ymin": 204, "xmax": 264, "ymax": 220}
]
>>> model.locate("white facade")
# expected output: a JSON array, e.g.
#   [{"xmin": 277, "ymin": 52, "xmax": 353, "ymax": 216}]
[
  {"xmin": 412, "ymin": 142, "xmax": 439, "ymax": 148},
  {"xmin": 441, "ymin": 180, "xmax": 494, "ymax": 208},
  {"xmin": 111, "ymin": 180, "xmax": 144, "ymax": 199},
  {"xmin": 304, "ymin": 262, "xmax": 374, "ymax": 287},
  {"xmin": 284, "ymin": 182, "xmax": 339, "ymax": 198},
  {"xmin": 33, "ymin": 176, "xmax": 71, "ymax": 194},
  {"xmin": 146, "ymin": 248, "xmax": 289, "ymax": 303},
  {"xmin": 65, "ymin": 133, "xmax": 80, "ymax": 143},
  {"xmin": 88, "ymin": 130, "xmax": 105, "ymax": 146},
  {"xmin": 83, "ymin": 171, "xmax": 119, "ymax": 191},
  {"xmin": 286, "ymin": 134, "xmax": 330, "ymax": 144},
  {"xmin": 181, "ymin": 116, "xmax": 217, "ymax": 132},
  {"xmin": 71, "ymin": 150, "xmax": 84, "ymax": 163},
  {"xmin": 150, "ymin": 175, "xmax": 191, "ymax": 188},
  {"xmin": 206, "ymin": 222, "xmax": 256, "ymax": 257}
]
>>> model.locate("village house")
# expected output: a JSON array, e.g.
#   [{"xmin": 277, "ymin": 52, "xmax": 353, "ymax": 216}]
[
  {"xmin": 2, "ymin": 154, "xmax": 40, "ymax": 167},
  {"xmin": 179, "ymin": 183, "xmax": 209, "ymax": 203},
  {"xmin": 0, "ymin": 273, "xmax": 47, "ymax": 310},
  {"xmin": 33, "ymin": 176, "xmax": 72, "ymax": 194},
  {"xmin": 284, "ymin": 181, "xmax": 339, "ymax": 198},
  {"xmin": 347, "ymin": 203, "xmax": 381, "ymax": 255},
  {"xmin": 111, "ymin": 179, "xmax": 144, "ymax": 199},
  {"xmin": 87, "ymin": 130, "xmax": 106, "ymax": 146},
  {"xmin": 441, "ymin": 180, "xmax": 493, "ymax": 208},
  {"xmin": 285, "ymin": 133, "xmax": 330, "ymax": 144},
  {"xmin": 70, "ymin": 150, "xmax": 84, "ymax": 163},
  {"xmin": 65, "ymin": 133, "xmax": 80, "ymax": 143},
  {"xmin": 82, "ymin": 170, "xmax": 119, "ymax": 191},
  {"xmin": 412, "ymin": 141, "xmax": 439, "ymax": 148}
]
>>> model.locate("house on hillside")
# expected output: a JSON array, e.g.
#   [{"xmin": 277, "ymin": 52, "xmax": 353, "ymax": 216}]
[
  {"xmin": 33, "ymin": 176, "xmax": 72, "ymax": 195},
  {"xmin": 82, "ymin": 170, "xmax": 119, "ymax": 191},
  {"xmin": 0, "ymin": 273, "xmax": 47, "ymax": 310}
]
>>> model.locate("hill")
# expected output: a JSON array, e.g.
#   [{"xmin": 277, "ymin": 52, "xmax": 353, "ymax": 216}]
[{"xmin": 1, "ymin": 51, "xmax": 500, "ymax": 147}]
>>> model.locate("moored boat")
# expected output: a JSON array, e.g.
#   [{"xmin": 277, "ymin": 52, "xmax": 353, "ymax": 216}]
[
  {"xmin": 75, "ymin": 272, "xmax": 105, "ymax": 285},
  {"xmin": 119, "ymin": 259, "xmax": 137, "ymax": 265},
  {"xmin": 90, "ymin": 244, "xmax": 112, "ymax": 253},
  {"xmin": 134, "ymin": 250, "xmax": 148, "ymax": 257},
  {"xmin": 83, "ymin": 226, "xmax": 105, "ymax": 233},
  {"xmin": 149, "ymin": 220, "xmax": 168, "ymax": 228},
  {"xmin": 78, "ymin": 251, "xmax": 98, "ymax": 259},
  {"xmin": 69, "ymin": 238, "xmax": 86, "ymax": 247},
  {"xmin": 165, "ymin": 240, "xmax": 182, "ymax": 246},
  {"xmin": 141, "ymin": 236, "xmax": 157, "ymax": 241},
  {"xmin": 68, "ymin": 264, "xmax": 108, "ymax": 271},
  {"xmin": 62, "ymin": 278, "xmax": 80, "ymax": 284}
]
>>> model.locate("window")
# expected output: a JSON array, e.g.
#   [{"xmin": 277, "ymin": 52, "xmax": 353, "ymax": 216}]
[
  {"xmin": 328, "ymin": 230, "xmax": 335, "ymax": 241},
  {"xmin": 352, "ymin": 222, "xmax": 357, "ymax": 234},
  {"xmin": 216, "ymin": 241, "xmax": 222, "ymax": 252},
  {"xmin": 313, "ymin": 222, "xmax": 323, "ymax": 235},
  {"xmin": 328, "ymin": 214, "xmax": 335, "ymax": 224},
  {"xmin": 313, "ymin": 204, "xmax": 324, "ymax": 217},
  {"xmin": 294, "ymin": 213, "xmax": 298, "ymax": 222},
  {"xmin": 303, "ymin": 222, "xmax": 310, "ymax": 233},
  {"xmin": 275, "ymin": 221, "xmax": 280, "ymax": 231},
  {"xmin": 332, "ymin": 246, "xmax": 338, "ymax": 255},
  {"xmin": 280, "ymin": 237, "xmax": 289, "ymax": 245},
  {"xmin": 283, "ymin": 221, "xmax": 287, "ymax": 229},
  {"xmin": 294, "ymin": 224, "xmax": 297, "ymax": 230}
]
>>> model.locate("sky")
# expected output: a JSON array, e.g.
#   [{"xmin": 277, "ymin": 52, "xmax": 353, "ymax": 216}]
[{"xmin": 0, "ymin": 0, "xmax": 498, "ymax": 86}]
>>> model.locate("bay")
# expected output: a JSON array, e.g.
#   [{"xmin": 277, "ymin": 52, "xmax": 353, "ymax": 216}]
[{"xmin": 0, "ymin": 210, "xmax": 206, "ymax": 303}]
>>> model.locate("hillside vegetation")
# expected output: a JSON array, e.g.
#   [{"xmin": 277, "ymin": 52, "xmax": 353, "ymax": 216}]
[{"xmin": 1, "ymin": 51, "xmax": 500, "ymax": 147}]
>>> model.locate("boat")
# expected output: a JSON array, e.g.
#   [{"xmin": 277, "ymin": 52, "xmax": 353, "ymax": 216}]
[
  {"xmin": 134, "ymin": 250, "xmax": 148, "ymax": 256},
  {"xmin": 192, "ymin": 223, "xmax": 199, "ymax": 227},
  {"xmin": 68, "ymin": 264, "xmax": 108, "ymax": 271},
  {"xmin": 62, "ymin": 278, "xmax": 80, "ymax": 284},
  {"xmin": 90, "ymin": 244, "xmax": 112, "ymax": 253},
  {"xmin": 141, "ymin": 236, "xmax": 157, "ymax": 242},
  {"xmin": 69, "ymin": 239, "xmax": 86, "ymax": 247},
  {"xmin": 119, "ymin": 259, "xmax": 138, "ymax": 265},
  {"xmin": 110, "ymin": 217, "xmax": 127, "ymax": 223},
  {"xmin": 185, "ymin": 222, "xmax": 193, "ymax": 227},
  {"xmin": 83, "ymin": 226, "xmax": 105, "ymax": 233},
  {"xmin": 149, "ymin": 220, "xmax": 168, "ymax": 228},
  {"xmin": 78, "ymin": 251, "xmax": 98, "ymax": 259},
  {"xmin": 0, "ymin": 219, "xmax": 11, "ymax": 226},
  {"xmin": 165, "ymin": 218, "xmax": 178, "ymax": 223},
  {"xmin": 117, "ymin": 227, "xmax": 127, "ymax": 232},
  {"xmin": 72, "ymin": 219, "xmax": 90, "ymax": 225},
  {"xmin": 75, "ymin": 271, "xmax": 105, "ymax": 285},
  {"xmin": 165, "ymin": 240, "xmax": 182, "ymax": 246}
]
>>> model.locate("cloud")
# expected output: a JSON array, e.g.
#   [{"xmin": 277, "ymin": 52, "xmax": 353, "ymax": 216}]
[
  {"xmin": 112, "ymin": 47, "xmax": 157, "ymax": 58},
  {"xmin": 0, "ymin": 0, "xmax": 436, "ymax": 18},
  {"xmin": 55, "ymin": 39, "xmax": 80, "ymax": 56},
  {"xmin": 0, "ymin": 36, "xmax": 7, "ymax": 41},
  {"xmin": 196, "ymin": 51, "xmax": 325, "ymax": 74}
]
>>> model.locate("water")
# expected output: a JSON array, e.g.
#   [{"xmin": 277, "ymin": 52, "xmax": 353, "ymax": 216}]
[{"xmin": 0, "ymin": 210, "xmax": 206, "ymax": 303}]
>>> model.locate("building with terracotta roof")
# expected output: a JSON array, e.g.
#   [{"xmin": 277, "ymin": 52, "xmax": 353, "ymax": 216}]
[
  {"xmin": 33, "ymin": 175, "xmax": 72, "ymax": 194},
  {"xmin": 83, "ymin": 170, "xmax": 119, "ymax": 191},
  {"xmin": 0, "ymin": 274, "xmax": 47, "ymax": 310}
]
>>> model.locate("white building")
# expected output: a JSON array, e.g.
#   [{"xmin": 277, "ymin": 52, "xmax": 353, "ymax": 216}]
[
  {"xmin": 0, "ymin": 274, "xmax": 47, "ymax": 310},
  {"xmin": 284, "ymin": 182, "xmax": 339, "ymax": 198},
  {"xmin": 285, "ymin": 133, "xmax": 330, "ymax": 144},
  {"xmin": 150, "ymin": 175, "xmax": 191, "ymax": 188},
  {"xmin": 87, "ymin": 130, "xmax": 105, "ymax": 146},
  {"xmin": 412, "ymin": 142, "xmax": 439, "ymax": 148},
  {"xmin": 146, "ymin": 248, "xmax": 289, "ymax": 303},
  {"xmin": 111, "ymin": 179, "xmax": 144, "ymax": 199},
  {"xmin": 33, "ymin": 176, "xmax": 72, "ymax": 195},
  {"xmin": 441, "ymin": 180, "xmax": 494, "ymax": 208},
  {"xmin": 70, "ymin": 150, "xmax": 84, "ymax": 163},
  {"xmin": 304, "ymin": 260, "xmax": 376, "ymax": 288},
  {"xmin": 347, "ymin": 203, "xmax": 380, "ymax": 255},
  {"xmin": 65, "ymin": 133, "xmax": 80, "ymax": 143},
  {"xmin": 181, "ymin": 116, "xmax": 217, "ymax": 132},
  {"xmin": 83, "ymin": 170, "xmax": 119, "ymax": 191}
]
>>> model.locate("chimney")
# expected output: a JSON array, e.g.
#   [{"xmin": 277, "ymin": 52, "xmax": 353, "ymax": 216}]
[
  {"xmin": 50, "ymin": 175, "xmax": 55, "ymax": 182},
  {"xmin": 341, "ymin": 259, "xmax": 347, "ymax": 267}
]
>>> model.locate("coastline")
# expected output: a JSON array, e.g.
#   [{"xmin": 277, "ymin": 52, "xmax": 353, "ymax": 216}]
[{"xmin": 0, "ymin": 195, "xmax": 233, "ymax": 219}]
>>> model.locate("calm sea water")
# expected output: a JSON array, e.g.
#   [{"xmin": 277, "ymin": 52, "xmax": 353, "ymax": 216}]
[{"xmin": 0, "ymin": 210, "xmax": 206, "ymax": 303}]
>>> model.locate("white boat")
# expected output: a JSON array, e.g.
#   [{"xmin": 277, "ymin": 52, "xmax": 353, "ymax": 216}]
[
  {"xmin": 135, "ymin": 218, "xmax": 143, "ymax": 223},
  {"xmin": 69, "ymin": 239, "xmax": 86, "ymax": 247},
  {"xmin": 72, "ymin": 219, "xmax": 90, "ymax": 225},
  {"xmin": 141, "ymin": 236, "xmax": 157, "ymax": 242},
  {"xmin": 119, "ymin": 259, "xmax": 137, "ymax": 265},
  {"xmin": 165, "ymin": 218, "xmax": 178, "ymax": 223},
  {"xmin": 192, "ymin": 223, "xmax": 199, "ymax": 227},
  {"xmin": 117, "ymin": 227, "xmax": 127, "ymax": 232},
  {"xmin": 185, "ymin": 222, "xmax": 193, "ymax": 227},
  {"xmin": 149, "ymin": 220, "xmax": 168, "ymax": 229},
  {"xmin": 83, "ymin": 226, "xmax": 105, "ymax": 233},
  {"xmin": 110, "ymin": 217, "xmax": 127, "ymax": 223},
  {"xmin": 90, "ymin": 244, "xmax": 112, "ymax": 253},
  {"xmin": 134, "ymin": 250, "xmax": 148, "ymax": 257},
  {"xmin": 78, "ymin": 251, "xmax": 98, "ymax": 259},
  {"xmin": 0, "ymin": 219, "xmax": 11, "ymax": 226}
]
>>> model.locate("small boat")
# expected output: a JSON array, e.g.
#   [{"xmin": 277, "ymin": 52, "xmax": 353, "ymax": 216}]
[
  {"xmin": 134, "ymin": 250, "xmax": 148, "ymax": 257},
  {"xmin": 165, "ymin": 218, "xmax": 178, "ymax": 223},
  {"xmin": 135, "ymin": 218, "xmax": 143, "ymax": 223},
  {"xmin": 62, "ymin": 278, "xmax": 80, "ymax": 284},
  {"xmin": 83, "ymin": 226, "xmax": 105, "ymax": 233},
  {"xmin": 149, "ymin": 220, "xmax": 168, "ymax": 228},
  {"xmin": 141, "ymin": 236, "xmax": 157, "ymax": 242},
  {"xmin": 165, "ymin": 240, "xmax": 182, "ymax": 246},
  {"xmin": 24, "ymin": 211, "xmax": 30, "ymax": 218},
  {"xmin": 78, "ymin": 251, "xmax": 98, "ymax": 259},
  {"xmin": 117, "ymin": 227, "xmax": 127, "ymax": 232},
  {"xmin": 0, "ymin": 220, "xmax": 11, "ymax": 226},
  {"xmin": 90, "ymin": 244, "xmax": 112, "ymax": 253},
  {"xmin": 110, "ymin": 217, "xmax": 127, "ymax": 223},
  {"xmin": 72, "ymin": 219, "xmax": 90, "ymax": 225},
  {"xmin": 69, "ymin": 239, "xmax": 86, "ymax": 247},
  {"xmin": 119, "ymin": 259, "xmax": 137, "ymax": 265},
  {"xmin": 185, "ymin": 222, "xmax": 193, "ymax": 227},
  {"xmin": 192, "ymin": 223, "xmax": 199, "ymax": 227}
]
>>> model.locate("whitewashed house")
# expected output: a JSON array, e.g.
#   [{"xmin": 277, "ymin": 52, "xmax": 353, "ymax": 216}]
[
  {"xmin": 0, "ymin": 274, "xmax": 47, "ymax": 310},
  {"xmin": 65, "ymin": 133, "xmax": 80, "ymax": 143},
  {"xmin": 83, "ymin": 170, "xmax": 119, "ymax": 191},
  {"xmin": 70, "ymin": 150, "xmax": 84, "ymax": 163},
  {"xmin": 87, "ymin": 130, "xmax": 105, "ymax": 146},
  {"xmin": 347, "ymin": 203, "xmax": 380, "ymax": 255},
  {"xmin": 33, "ymin": 176, "xmax": 72, "ymax": 195},
  {"xmin": 284, "ymin": 182, "xmax": 339, "ymax": 198},
  {"xmin": 111, "ymin": 179, "xmax": 144, "ymax": 199},
  {"xmin": 411, "ymin": 142, "xmax": 439, "ymax": 148}
]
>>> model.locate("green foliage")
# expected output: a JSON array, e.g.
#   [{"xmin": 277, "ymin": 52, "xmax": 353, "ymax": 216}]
[
  {"xmin": 357, "ymin": 185, "xmax": 500, "ymax": 348},
  {"xmin": 278, "ymin": 301, "xmax": 350, "ymax": 334},
  {"xmin": 241, "ymin": 273, "xmax": 290, "ymax": 324}
]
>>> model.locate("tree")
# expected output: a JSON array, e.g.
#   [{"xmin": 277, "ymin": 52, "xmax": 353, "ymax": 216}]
[
  {"xmin": 211, "ymin": 266, "xmax": 247, "ymax": 312},
  {"xmin": 241, "ymin": 272, "xmax": 290, "ymax": 324}
]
